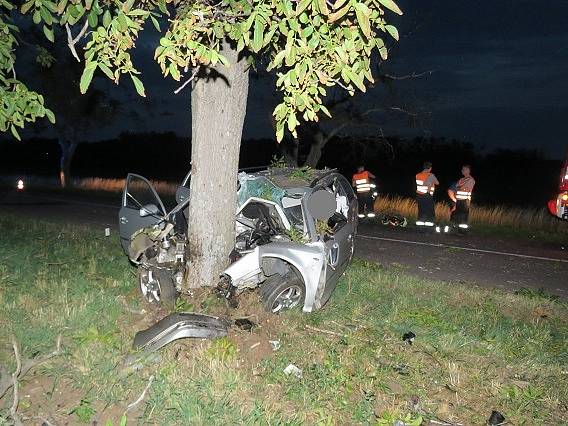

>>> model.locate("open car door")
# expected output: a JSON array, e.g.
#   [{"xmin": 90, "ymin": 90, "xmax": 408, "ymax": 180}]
[
  {"xmin": 119, "ymin": 174, "xmax": 167, "ymax": 254},
  {"xmin": 320, "ymin": 174, "xmax": 358, "ymax": 305}
]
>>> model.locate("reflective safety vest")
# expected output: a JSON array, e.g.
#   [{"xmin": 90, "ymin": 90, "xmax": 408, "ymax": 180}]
[
  {"xmin": 456, "ymin": 190, "xmax": 472, "ymax": 201},
  {"xmin": 416, "ymin": 172, "xmax": 435, "ymax": 195},
  {"xmin": 353, "ymin": 171, "xmax": 376, "ymax": 193},
  {"xmin": 456, "ymin": 177, "xmax": 475, "ymax": 201}
]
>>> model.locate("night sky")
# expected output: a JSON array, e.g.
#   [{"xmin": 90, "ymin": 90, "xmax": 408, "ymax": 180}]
[{"xmin": 14, "ymin": 0, "xmax": 568, "ymax": 159}]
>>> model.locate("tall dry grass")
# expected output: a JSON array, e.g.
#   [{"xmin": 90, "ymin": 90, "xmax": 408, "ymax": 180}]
[
  {"xmin": 375, "ymin": 194, "xmax": 568, "ymax": 234},
  {"xmin": 13, "ymin": 175, "xmax": 564, "ymax": 235},
  {"xmin": 76, "ymin": 177, "xmax": 178, "ymax": 195}
]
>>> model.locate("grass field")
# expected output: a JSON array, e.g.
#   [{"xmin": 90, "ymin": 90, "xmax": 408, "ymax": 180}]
[
  {"xmin": 375, "ymin": 195, "xmax": 568, "ymax": 243},
  {"xmin": 0, "ymin": 216, "xmax": 566, "ymax": 425}
]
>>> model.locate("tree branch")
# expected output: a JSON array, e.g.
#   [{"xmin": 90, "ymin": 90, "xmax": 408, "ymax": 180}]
[
  {"xmin": 381, "ymin": 70, "xmax": 434, "ymax": 81},
  {"xmin": 330, "ymin": 78, "xmax": 355, "ymax": 95},
  {"xmin": 0, "ymin": 335, "xmax": 63, "ymax": 400},
  {"xmin": 10, "ymin": 337, "xmax": 22, "ymax": 426},
  {"xmin": 174, "ymin": 66, "xmax": 201, "ymax": 94},
  {"xmin": 66, "ymin": 20, "xmax": 90, "ymax": 62},
  {"xmin": 124, "ymin": 375, "xmax": 154, "ymax": 415}
]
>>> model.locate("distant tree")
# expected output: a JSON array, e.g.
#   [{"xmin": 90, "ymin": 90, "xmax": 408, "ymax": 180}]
[
  {"xmin": 274, "ymin": 67, "xmax": 432, "ymax": 168},
  {"xmin": 2, "ymin": 0, "xmax": 404, "ymax": 290},
  {"xmin": 34, "ymin": 45, "xmax": 121, "ymax": 187}
]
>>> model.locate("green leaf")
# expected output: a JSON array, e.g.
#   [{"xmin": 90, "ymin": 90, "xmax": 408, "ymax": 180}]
[
  {"xmin": 33, "ymin": 10, "xmax": 41, "ymax": 24},
  {"xmin": 320, "ymin": 104, "xmax": 331, "ymax": 117},
  {"xmin": 300, "ymin": 26, "xmax": 313, "ymax": 39},
  {"xmin": 328, "ymin": 5, "xmax": 350, "ymax": 22},
  {"xmin": 79, "ymin": 65, "xmax": 95, "ymax": 94},
  {"xmin": 98, "ymin": 63, "xmax": 114, "ymax": 80},
  {"xmin": 296, "ymin": 0, "xmax": 311, "ymax": 16},
  {"xmin": 169, "ymin": 63, "xmax": 180, "ymax": 80},
  {"xmin": 40, "ymin": 6, "xmax": 53, "ymax": 25},
  {"xmin": 103, "ymin": 10, "xmax": 111, "ymax": 27},
  {"xmin": 158, "ymin": 0, "xmax": 168, "ymax": 15},
  {"xmin": 332, "ymin": 0, "xmax": 348, "ymax": 10},
  {"xmin": 88, "ymin": 10, "xmax": 98, "ymax": 28},
  {"xmin": 317, "ymin": 0, "xmax": 329, "ymax": 15},
  {"xmin": 377, "ymin": 0, "xmax": 403, "ymax": 15},
  {"xmin": 378, "ymin": 43, "xmax": 388, "ymax": 59},
  {"xmin": 122, "ymin": 0, "xmax": 135, "ymax": 13},
  {"xmin": 43, "ymin": 25, "xmax": 55, "ymax": 42},
  {"xmin": 119, "ymin": 415, "xmax": 127, "ymax": 426},
  {"xmin": 10, "ymin": 125, "xmax": 21, "ymax": 141},
  {"xmin": 45, "ymin": 108, "xmax": 56, "ymax": 124},
  {"xmin": 150, "ymin": 15, "xmax": 161, "ymax": 32},
  {"xmin": 287, "ymin": 112, "xmax": 297, "ymax": 132},
  {"xmin": 355, "ymin": 4, "xmax": 371, "ymax": 37},
  {"xmin": 130, "ymin": 74, "xmax": 146, "ymax": 97},
  {"xmin": 217, "ymin": 53, "xmax": 229, "ymax": 66},
  {"xmin": 252, "ymin": 18, "xmax": 264, "ymax": 52},
  {"xmin": 385, "ymin": 24, "xmax": 399, "ymax": 41},
  {"xmin": 21, "ymin": 1, "xmax": 35, "ymax": 14},
  {"xmin": 275, "ymin": 119, "xmax": 285, "ymax": 142}
]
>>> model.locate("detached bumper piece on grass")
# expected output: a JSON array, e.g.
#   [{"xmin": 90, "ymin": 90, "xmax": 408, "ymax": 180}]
[{"xmin": 132, "ymin": 313, "xmax": 230, "ymax": 353}]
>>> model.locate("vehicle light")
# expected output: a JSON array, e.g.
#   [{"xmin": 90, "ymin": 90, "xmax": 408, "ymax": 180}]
[
  {"xmin": 17, "ymin": 179, "xmax": 24, "ymax": 190},
  {"xmin": 562, "ymin": 193, "xmax": 568, "ymax": 201}
]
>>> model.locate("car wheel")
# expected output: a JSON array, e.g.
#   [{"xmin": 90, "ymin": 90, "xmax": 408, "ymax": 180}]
[
  {"xmin": 138, "ymin": 266, "xmax": 177, "ymax": 309},
  {"xmin": 260, "ymin": 273, "xmax": 305, "ymax": 314}
]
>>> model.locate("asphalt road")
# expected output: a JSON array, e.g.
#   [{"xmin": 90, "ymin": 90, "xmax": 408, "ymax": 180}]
[{"xmin": 1, "ymin": 187, "xmax": 567, "ymax": 298}]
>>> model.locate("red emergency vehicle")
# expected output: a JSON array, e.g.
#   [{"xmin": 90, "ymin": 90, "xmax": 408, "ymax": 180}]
[{"xmin": 548, "ymin": 153, "xmax": 568, "ymax": 220}]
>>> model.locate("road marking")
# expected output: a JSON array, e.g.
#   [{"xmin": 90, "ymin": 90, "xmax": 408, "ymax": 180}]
[{"xmin": 357, "ymin": 234, "xmax": 568, "ymax": 264}]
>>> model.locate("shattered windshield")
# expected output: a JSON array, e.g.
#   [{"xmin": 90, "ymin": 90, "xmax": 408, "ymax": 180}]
[{"xmin": 237, "ymin": 174, "xmax": 286, "ymax": 207}]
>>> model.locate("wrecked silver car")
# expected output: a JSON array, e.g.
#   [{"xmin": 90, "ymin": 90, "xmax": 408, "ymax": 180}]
[{"xmin": 118, "ymin": 168, "xmax": 358, "ymax": 313}]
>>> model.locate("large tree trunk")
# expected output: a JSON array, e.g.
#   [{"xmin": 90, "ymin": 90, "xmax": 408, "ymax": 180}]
[{"xmin": 185, "ymin": 40, "xmax": 249, "ymax": 289}]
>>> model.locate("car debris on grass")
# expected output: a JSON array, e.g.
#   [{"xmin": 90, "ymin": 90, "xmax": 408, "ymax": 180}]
[{"xmin": 119, "ymin": 167, "xmax": 359, "ymax": 349}]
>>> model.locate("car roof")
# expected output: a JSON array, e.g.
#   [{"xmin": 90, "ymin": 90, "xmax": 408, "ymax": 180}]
[{"xmin": 252, "ymin": 168, "xmax": 338, "ymax": 190}]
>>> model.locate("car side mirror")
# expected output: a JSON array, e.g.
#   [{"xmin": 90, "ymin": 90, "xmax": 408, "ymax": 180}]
[{"xmin": 140, "ymin": 204, "xmax": 160, "ymax": 217}]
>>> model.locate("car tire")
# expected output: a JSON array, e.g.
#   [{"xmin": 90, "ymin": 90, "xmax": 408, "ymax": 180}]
[
  {"xmin": 138, "ymin": 266, "xmax": 177, "ymax": 310},
  {"xmin": 260, "ymin": 272, "xmax": 305, "ymax": 314}
]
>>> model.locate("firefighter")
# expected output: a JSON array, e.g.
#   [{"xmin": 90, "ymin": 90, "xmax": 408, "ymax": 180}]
[
  {"xmin": 352, "ymin": 165, "xmax": 377, "ymax": 218},
  {"xmin": 415, "ymin": 162, "xmax": 439, "ymax": 229},
  {"xmin": 449, "ymin": 164, "xmax": 476, "ymax": 233}
]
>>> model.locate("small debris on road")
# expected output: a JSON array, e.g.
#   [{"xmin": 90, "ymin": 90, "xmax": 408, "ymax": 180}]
[
  {"xmin": 283, "ymin": 364, "xmax": 302, "ymax": 378},
  {"xmin": 235, "ymin": 318, "xmax": 256, "ymax": 331},
  {"xmin": 487, "ymin": 410, "xmax": 505, "ymax": 425},
  {"xmin": 269, "ymin": 340, "xmax": 281, "ymax": 351},
  {"xmin": 402, "ymin": 331, "xmax": 416, "ymax": 345}
]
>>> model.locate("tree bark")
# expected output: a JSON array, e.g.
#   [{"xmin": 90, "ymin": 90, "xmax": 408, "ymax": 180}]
[{"xmin": 185, "ymin": 40, "xmax": 249, "ymax": 289}]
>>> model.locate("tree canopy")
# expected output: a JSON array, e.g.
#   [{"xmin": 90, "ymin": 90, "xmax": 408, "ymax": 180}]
[{"xmin": 1, "ymin": 0, "xmax": 402, "ymax": 141}]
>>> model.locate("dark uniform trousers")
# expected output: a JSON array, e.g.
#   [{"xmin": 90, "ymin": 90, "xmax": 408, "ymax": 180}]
[
  {"xmin": 416, "ymin": 194, "xmax": 435, "ymax": 223},
  {"xmin": 451, "ymin": 199, "xmax": 470, "ymax": 226}
]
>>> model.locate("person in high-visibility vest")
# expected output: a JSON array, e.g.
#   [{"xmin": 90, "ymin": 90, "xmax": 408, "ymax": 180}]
[
  {"xmin": 449, "ymin": 164, "xmax": 475, "ymax": 232},
  {"xmin": 415, "ymin": 162, "xmax": 439, "ymax": 229},
  {"xmin": 352, "ymin": 165, "xmax": 377, "ymax": 218}
]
